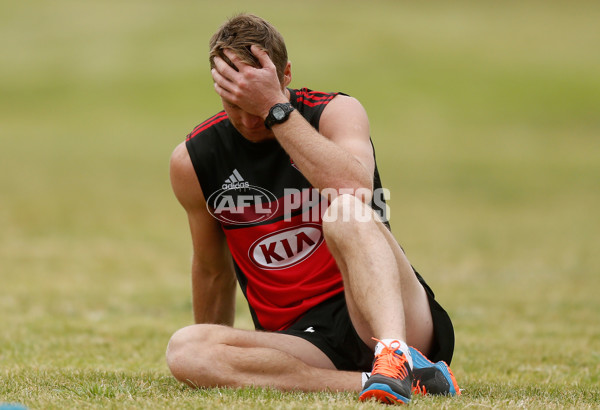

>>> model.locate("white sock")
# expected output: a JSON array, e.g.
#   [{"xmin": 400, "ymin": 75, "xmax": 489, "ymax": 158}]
[
  {"xmin": 361, "ymin": 372, "xmax": 371, "ymax": 388},
  {"xmin": 374, "ymin": 338, "xmax": 413, "ymax": 370}
]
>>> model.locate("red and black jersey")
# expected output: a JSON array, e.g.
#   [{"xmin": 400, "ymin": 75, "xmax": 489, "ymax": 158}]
[{"xmin": 185, "ymin": 88, "xmax": 387, "ymax": 331}]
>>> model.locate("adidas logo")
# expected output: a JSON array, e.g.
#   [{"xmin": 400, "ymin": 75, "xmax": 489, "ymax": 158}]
[{"xmin": 222, "ymin": 169, "xmax": 250, "ymax": 190}]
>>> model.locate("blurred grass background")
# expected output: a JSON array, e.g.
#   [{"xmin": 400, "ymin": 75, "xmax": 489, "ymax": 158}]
[{"xmin": 1, "ymin": 0, "xmax": 599, "ymax": 407}]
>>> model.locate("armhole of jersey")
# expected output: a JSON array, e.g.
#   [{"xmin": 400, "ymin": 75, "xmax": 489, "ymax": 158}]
[
  {"xmin": 290, "ymin": 88, "xmax": 345, "ymax": 131},
  {"xmin": 185, "ymin": 137, "xmax": 213, "ymax": 202},
  {"xmin": 315, "ymin": 92, "xmax": 345, "ymax": 131}
]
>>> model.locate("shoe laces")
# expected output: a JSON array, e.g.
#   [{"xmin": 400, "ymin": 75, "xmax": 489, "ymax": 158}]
[
  {"xmin": 371, "ymin": 338, "xmax": 409, "ymax": 380},
  {"xmin": 412, "ymin": 380, "xmax": 427, "ymax": 396}
]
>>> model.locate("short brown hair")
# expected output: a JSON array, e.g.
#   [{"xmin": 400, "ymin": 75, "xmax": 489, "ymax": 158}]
[{"xmin": 209, "ymin": 14, "xmax": 288, "ymax": 84}]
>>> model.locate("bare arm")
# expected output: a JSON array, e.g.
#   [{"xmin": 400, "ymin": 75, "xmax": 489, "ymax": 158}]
[
  {"xmin": 211, "ymin": 46, "xmax": 375, "ymax": 201},
  {"xmin": 170, "ymin": 142, "xmax": 237, "ymax": 325},
  {"xmin": 273, "ymin": 95, "xmax": 375, "ymax": 199}
]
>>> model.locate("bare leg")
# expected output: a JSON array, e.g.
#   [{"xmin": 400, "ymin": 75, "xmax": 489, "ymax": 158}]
[
  {"xmin": 166, "ymin": 195, "xmax": 434, "ymax": 392},
  {"xmin": 166, "ymin": 324, "xmax": 362, "ymax": 391},
  {"xmin": 322, "ymin": 194, "xmax": 434, "ymax": 354}
]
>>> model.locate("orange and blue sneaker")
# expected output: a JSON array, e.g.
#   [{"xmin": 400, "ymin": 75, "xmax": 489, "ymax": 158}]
[
  {"xmin": 410, "ymin": 346, "xmax": 460, "ymax": 396},
  {"xmin": 359, "ymin": 339, "xmax": 413, "ymax": 405}
]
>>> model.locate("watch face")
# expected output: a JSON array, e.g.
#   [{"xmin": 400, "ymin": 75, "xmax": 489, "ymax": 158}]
[{"xmin": 273, "ymin": 106, "xmax": 285, "ymax": 120}]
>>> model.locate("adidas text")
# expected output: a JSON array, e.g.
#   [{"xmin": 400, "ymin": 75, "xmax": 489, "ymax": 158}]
[{"xmin": 222, "ymin": 181, "xmax": 250, "ymax": 190}]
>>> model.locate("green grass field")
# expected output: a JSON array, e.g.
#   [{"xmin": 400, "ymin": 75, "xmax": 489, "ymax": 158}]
[{"xmin": 1, "ymin": 0, "xmax": 599, "ymax": 408}]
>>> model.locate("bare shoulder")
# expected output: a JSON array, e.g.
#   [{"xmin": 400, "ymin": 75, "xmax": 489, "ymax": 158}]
[
  {"xmin": 170, "ymin": 141, "xmax": 226, "ymax": 247},
  {"xmin": 324, "ymin": 93, "xmax": 367, "ymax": 113},
  {"xmin": 319, "ymin": 94, "xmax": 370, "ymax": 140},
  {"xmin": 170, "ymin": 141, "xmax": 191, "ymax": 171},
  {"xmin": 170, "ymin": 141, "xmax": 205, "ymax": 210}
]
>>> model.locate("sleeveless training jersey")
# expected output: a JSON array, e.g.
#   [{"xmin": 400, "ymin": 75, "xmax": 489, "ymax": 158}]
[{"xmin": 185, "ymin": 88, "xmax": 387, "ymax": 331}]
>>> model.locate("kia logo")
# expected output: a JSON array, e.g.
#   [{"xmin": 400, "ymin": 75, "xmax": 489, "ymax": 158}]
[{"xmin": 248, "ymin": 224, "xmax": 324, "ymax": 269}]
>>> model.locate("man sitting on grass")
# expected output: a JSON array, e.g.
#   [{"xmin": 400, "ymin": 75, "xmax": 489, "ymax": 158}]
[{"xmin": 166, "ymin": 13, "xmax": 459, "ymax": 404}]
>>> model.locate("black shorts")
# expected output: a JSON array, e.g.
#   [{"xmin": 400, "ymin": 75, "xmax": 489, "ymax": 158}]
[{"xmin": 277, "ymin": 270, "xmax": 455, "ymax": 371}]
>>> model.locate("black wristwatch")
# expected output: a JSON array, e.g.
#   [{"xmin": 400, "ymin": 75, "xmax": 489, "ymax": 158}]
[{"xmin": 264, "ymin": 103, "xmax": 295, "ymax": 129}]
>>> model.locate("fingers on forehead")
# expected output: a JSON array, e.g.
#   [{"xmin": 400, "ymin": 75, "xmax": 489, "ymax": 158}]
[
  {"xmin": 219, "ymin": 47, "xmax": 263, "ymax": 71},
  {"xmin": 221, "ymin": 49, "xmax": 245, "ymax": 71},
  {"xmin": 222, "ymin": 48, "xmax": 243, "ymax": 64},
  {"xmin": 214, "ymin": 52, "xmax": 239, "ymax": 72},
  {"xmin": 221, "ymin": 48, "xmax": 236, "ymax": 58},
  {"xmin": 250, "ymin": 44, "xmax": 265, "ymax": 55}
]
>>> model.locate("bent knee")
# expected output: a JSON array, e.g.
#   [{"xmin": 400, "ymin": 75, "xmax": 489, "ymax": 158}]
[
  {"xmin": 165, "ymin": 324, "xmax": 224, "ymax": 385},
  {"xmin": 323, "ymin": 194, "xmax": 377, "ymax": 237}
]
